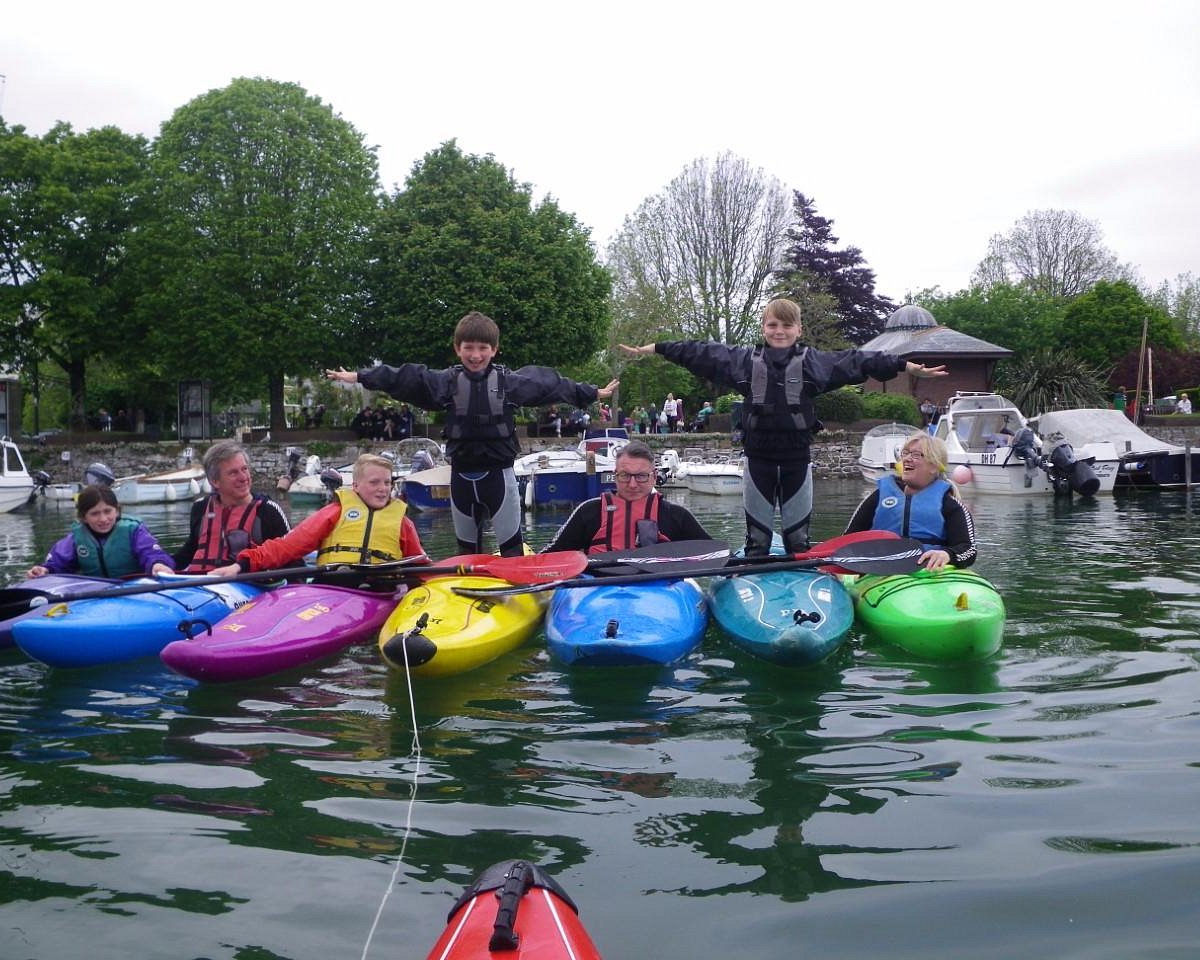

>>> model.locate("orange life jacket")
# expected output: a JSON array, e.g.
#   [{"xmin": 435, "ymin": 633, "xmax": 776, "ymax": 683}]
[{"xmin": 586, "ymin": 492, "xmax": 665, "ymax": 554}]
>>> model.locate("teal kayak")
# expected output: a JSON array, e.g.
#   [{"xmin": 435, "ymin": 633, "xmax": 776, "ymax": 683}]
[
  {"xmin": 845, "ymin": 567, "xmax": 1005, "ymax": 661},
  {"xmin": 708, "ymin": 568, "xmax": 854, "ymax": 666}
]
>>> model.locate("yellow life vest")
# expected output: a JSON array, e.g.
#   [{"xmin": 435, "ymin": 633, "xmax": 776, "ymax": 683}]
[{"xmin": 315, "ymin": 488, "xmax": 408, "ymax": 566}]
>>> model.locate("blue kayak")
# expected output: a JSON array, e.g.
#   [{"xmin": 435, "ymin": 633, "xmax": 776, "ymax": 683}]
[
  {"xmin": 545, "ymin": 577, "xmax": 708, "ymax": 666},
  {"xmin": 0, "ymin": 574, "xmax": 123, "ymax": 649},
  {"xmin": 708, "ymin": 567, "xmax": 854, "ymax": 666},
  {"xmin": 12, "ymin": 579, "xmax": 264, "ymax": 668}
]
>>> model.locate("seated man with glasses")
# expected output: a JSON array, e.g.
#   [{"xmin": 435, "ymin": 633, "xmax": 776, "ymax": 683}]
[{"xmin": 541, "ymin": 440, "xmax": 713, "ymax": 553}]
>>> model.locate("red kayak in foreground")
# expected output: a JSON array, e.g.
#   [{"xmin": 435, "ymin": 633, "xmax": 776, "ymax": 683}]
[{"xmin": 426, "ymin": 860, "xmax": 602, "ymax": 960}]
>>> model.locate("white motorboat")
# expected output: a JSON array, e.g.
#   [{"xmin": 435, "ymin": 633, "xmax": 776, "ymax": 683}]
[
  {"xmin": 111, "ymin": 465, "xmax": 210, "ymax": 504},
  {"xmin": 515, "ymin": 428, "xmax": 629, "ymax": 508},
  {"xmin": 857, "ymin": 422, "xmax": 915, "ymax": 483},
  {"xmin": 669, "ymin": 448, "xmax": 744, "ymax": 496},
  {"xmin": 935, "ymin": 392, "xmax": 1117, "ymax": 495},
  {"xmin": 0, "ymin": 437, "xmax": 35, "ymax": 513},
  {"xmin": 1032, "ymin": 407, "xmax": 1200, "ymax": 489}
]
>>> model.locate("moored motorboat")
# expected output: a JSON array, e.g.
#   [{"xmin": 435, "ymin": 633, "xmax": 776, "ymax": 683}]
[
  {"xmin": 400, "ymin": 463, "xmax": 452, "ymax": 511},
  {"xmin": 0, "ymin": 437, "xmax": 35, "ymax": 513},
  {"xmin": 425, "ymin": 859, "xmax": 602, "ymax": 960},
  {"xmin": 161, "ymin": 582, "xmax": 401, "ymax": 682},
  {"xmin": 709, "ymin": 567, "xmax": 854, "ymax": 666},
  {"xmin": 844, "ymin": 567, "xmax": 1005, "ymax": 661},
  {"xmin": 545, "ymin": 576, "xmax": 708, "ymax": 666},
  {"xmin": 111, "ymin": 465, "xmax": 210, "ymax": 504},
  {"xmin": 12, "ymin": 577, "xmax": 264, "ymax": 668},
  {"xmin": 857, "ymin": 422, "xmax": 913, "ymax": 482},
  {"xmin": 935, "ymin": 392, "xmax": 1115, "ymax": 495},
  {"xmin": 377, "ymin": 574, "xmax": 545, "ymax": 677},
  {"xmin": 679, "ymin": 454, "xmax": 743, "ymax": 496},
  {"xmin": 515, "ymin": 428, "xmax": 628, "ymax": 508}
]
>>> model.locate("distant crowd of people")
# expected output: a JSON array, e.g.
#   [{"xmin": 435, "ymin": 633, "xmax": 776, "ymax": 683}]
[{"xmin": 350, "ymin": 404, "xmax": 416, "ymax": 441}]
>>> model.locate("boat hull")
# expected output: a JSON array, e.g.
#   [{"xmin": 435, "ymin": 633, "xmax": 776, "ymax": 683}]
[
  {"xmin": 709, "ymin": 568, "xmax": 853, "ymax": 666},
  {"xmin": 425, "ymin": 860, "xmax": 601, "ymax": 960},
  {"xmin": 545, "ymin": 578, "xmax": 707, "ymax": 666},
  {"xmin": 845, "ymin": 568, "xmax": 1005, "ymax": 661},
  {"xmin": 0, "ymin": 574, "xmax": 122, "ymax": 649},
  {"xmin": 401, "ymin": 464, "xmax": 452, "ymax": 511},
  {"xmin": 682, "ymin": 471, "xmax": 743, "ymax": 495},
  {"xmin": 12, "ymin": 580, "xmax": 263, "ymax": 668},
  {"xmin": 377, "ymin": 575, "xmax": 545, "ymax": 677},
  {"xmin": 161, "ymin": 583, "xmax": 398, "ymax": 682}
]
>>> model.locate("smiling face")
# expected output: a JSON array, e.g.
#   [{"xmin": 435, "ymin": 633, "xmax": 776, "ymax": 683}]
[
  {"xmin": 213, "ymin": 452, "xmax": 253, "ymax": 505},
  {"xmin": 761, "ymin": 311, "xmax": 802, "ymax": 349},
  {"xmin": 899, "ymin": 435, "xmax": 947, "ymax": 491},
  {"xmin": 353, "ymin": 464, "xmax": 394, "ymax": 509},
  {"xmin": 455, "ymin": 339, "xmax": 497, "ymax": 374},
  {"xmin": 82, "ymin": 501, "xmax": 120, "ymax": 536}
]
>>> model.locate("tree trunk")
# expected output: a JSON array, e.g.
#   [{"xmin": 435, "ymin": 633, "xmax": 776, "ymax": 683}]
[
  {"xmin": 268, "ymin": 373, "xmax": 287, "ymax": 433},
  {"xmin": 67, "ymin": 357, "xmax": 88, "ymax": 430}
]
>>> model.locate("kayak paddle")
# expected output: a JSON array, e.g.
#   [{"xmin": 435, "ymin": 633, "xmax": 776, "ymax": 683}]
[{"xmin": 451, "ymin": 537, "xmax": 926, "ymax": 597}]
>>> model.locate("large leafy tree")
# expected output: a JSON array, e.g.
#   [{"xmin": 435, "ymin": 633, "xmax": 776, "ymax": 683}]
[
  {"xmin": 915, "ymin": 282, "xmax": 1066, "ymax": 358},
  {"xmin": 363, "ymin": 141, "xmax": 610, "ymax": 370},
  {"xmin": 973, "ymin": 209, "xmax": 1135, "ymax": 298},
  {"xmin": 1148, "ymin": 272, "xmax": 1200, "ymax": 347},
  {"xmin": 1055, "ymin": 280, "xmax": 1179, "ymax": 371},
  {"xmin": 772, "ymin": 192, "xmax": 895, "ymax": 345},
  {"xmin": 135, "ymin": 77, "xmax": 380, "ymax": 430},
  {"xmin": 0, "ymin": 120, "xmax": 150, "ymax": 427}
]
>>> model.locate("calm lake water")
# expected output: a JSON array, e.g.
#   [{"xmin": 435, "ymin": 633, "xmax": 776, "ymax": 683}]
[{"xmin": 1, "ymin": 481, "xmax": 1198, "ymax": 960}]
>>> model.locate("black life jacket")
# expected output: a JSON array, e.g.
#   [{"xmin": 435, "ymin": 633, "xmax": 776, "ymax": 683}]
[
  {"xmin": 748, "ymin": 345, "xmax": 815, "ymax": 431},
  {"xmin": 443, "ymin": 366, "xmax": 513, "ymax": 441}
]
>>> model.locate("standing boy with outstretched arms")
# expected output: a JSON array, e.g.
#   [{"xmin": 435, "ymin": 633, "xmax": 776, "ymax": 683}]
[
  {"xmin": 329, "ymin": 311, "xmax": 617, "ymax": 558},
  {"xmin": 619, "ymin": 298, "xmax": 946, "ymax": 557}
]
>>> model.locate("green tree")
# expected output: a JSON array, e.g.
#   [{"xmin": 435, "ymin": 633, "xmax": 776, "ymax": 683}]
[
  {"xmin": 0, "ymin": 120, "xmax": 150, "ymax": 427},
  {"xmin": 915, "ymin": 282, "xmax": 1065, "ymax": 357},
  {"xmin": 1055, "ymin": 280, "xmax": 1180, "ymax": 370},
  {"xmin": 993, "ymin": 347, "xmax": 1111, "ymax": 416},
  {"xmin": 1148, "ymin": 272, "xmax": 1200, "ymax": 347},
  {"xmin": 135, "ymin": 77, "xmax": 380, "ymax": 431},
  {"xmin": 363, "ymin": 141, "xmax": 610, "ymax": 370}
]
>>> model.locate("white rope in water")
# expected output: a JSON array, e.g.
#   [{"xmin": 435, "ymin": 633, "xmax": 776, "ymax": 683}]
[{"xmin": 360, "ymin": 640, "xmax": 423, "ymax": 960}]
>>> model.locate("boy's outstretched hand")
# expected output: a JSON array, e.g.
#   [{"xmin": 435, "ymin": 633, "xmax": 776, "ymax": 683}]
[
  {"xmin": 906, "ymin": 362, "xmax": 949, "ymax": 378},
  {"xmin": 618, "ymin": 343, "xmax": 654, "ymax": 357},
  {"xmin": 597, "ymin": 379, "xmax": 620, "ymax": 399},
  {"xmin": 325, "ymin": 368, "xmax": 358, "ymax": 384}
]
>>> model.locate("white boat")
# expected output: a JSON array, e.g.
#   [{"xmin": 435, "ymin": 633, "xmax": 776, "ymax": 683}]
[
  {"xmin": 935, "ymin": 392, "xmax": 1117, "ymax": 495},
  {"xmin": 0, "ymin": 437, "xmax": 35, "ymax": 513},
  {"xmin": 857, "ymin": 422, "xmax": 915, "ymax": 482},
  {"xmin": 285, "ymin": 455, "xmax": 350, "ymax": 503},
  {"xmin": 1032, "ymin": 407, "xmax": 1200, "ymax": 489},
  {"xmin": 665, "ymin": 448, "xmax": 744, "ymax": 495},
  {"xmin": 111, "ymin": 465, "xmax": 210, "ymax": 504}
]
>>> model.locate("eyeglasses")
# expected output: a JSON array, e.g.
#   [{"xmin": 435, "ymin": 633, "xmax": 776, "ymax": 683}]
[
  {"xmin": 615, "ymin": 471, "xmax": 653, "ymax": 483},
  {"xmin": 901, "ymin": 449, "xmax": 927, "ymax": 461}
]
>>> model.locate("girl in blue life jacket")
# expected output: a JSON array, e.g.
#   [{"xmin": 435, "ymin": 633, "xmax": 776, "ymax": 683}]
[
  {"xmin": 26, "ymin": 484, "xmax": 175, "ymax": 580},
  {"xmin": 844, "ymin": 432, "xmax": 977, "ymax": 571}
]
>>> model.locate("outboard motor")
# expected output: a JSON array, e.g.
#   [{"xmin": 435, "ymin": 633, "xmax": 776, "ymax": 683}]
[
  {"xmin": 1046, "ymin": 442, "xmax": 1101, "ymax": 497},
  {"xmin": 1008, "ymin": 428, "xmax": 1042, "ymax": 488},
  {"xmin": 83, "ymin": 462, "xmax": 116, "ymax": 486},
  {"xmin": 32, "ymin": 470, "xmax": 52, "ymax": 492},
  {"xmin": 319, "ymin": 467, "xmax": 344, "ymax": 494}
]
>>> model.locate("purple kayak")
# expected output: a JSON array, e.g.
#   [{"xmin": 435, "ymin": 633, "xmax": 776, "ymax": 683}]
[
  {"xmin": 160, "ymin": 582, "xmax": 400, "ymax": 682},
  {"xmin": 0, "ymin": 575, "xmax": 123, "ymax": 649}
]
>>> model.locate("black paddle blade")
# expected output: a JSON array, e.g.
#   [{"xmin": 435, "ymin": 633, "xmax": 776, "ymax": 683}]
[
  {"xmin": 821, "ymin": 537, "xmax": 925, "ymax": 575},
  {"xmin": 588, "ymin": 539, "xmax": 731, "ymax": 576}
]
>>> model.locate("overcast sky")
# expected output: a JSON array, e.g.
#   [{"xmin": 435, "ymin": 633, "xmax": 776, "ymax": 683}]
[{"xmin": 3, "ymin": 0, "xmax": 1197, "ymax": 302}]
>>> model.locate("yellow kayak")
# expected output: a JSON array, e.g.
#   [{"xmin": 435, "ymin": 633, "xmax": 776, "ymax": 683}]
[{"xmin": 377, "ymin": 575, "xmax": 546, "ymax": 678}]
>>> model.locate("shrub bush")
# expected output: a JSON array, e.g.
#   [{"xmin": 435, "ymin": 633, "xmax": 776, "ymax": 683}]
[
  {"xmin": 861, "ymin": 392, "xmax": 921, "ymax": 425},
  {"xmin": 815, "ymin": 388, "xmax": 865, "ymax": 424}
]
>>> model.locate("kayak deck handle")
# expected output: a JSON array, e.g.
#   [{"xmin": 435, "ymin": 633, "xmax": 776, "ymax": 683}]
[
  {"xmin": 489, "ymin": 860, "xmax": 536, "ymax": 951},
  {"xmin": 177, "ymin": 618, "xmax": 214, "ymax": 639},
  {"xmin": 793, "ymin": 609, "xmax": 822, "ymax": 626}
]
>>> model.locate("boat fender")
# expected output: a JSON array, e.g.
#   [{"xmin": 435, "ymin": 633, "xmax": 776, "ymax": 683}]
[
  {"xmin": 178, "ymin": 618, "xmax": 214, "ymax": 639},
  {"xmin": 950, "ymin": 465, "xmax": 973, "ymax": 485}
]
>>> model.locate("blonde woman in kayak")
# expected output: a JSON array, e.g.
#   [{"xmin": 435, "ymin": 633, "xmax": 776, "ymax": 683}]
[{"xmin": 844, "ymin": 431, "xmax": 977, "ymax": 571}]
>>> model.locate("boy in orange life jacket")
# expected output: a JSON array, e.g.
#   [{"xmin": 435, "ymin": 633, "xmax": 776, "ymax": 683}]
[
  {"xmin": 209, "ymin": 454, "xmax": 426, "ymax": 577},
  {"xmin": 159, "ymin": 440, "xmax": 290, "ymax": 574},
  {"xmin": 541, "ymin": 441, "xmax": 712, "ymax": 553},
  {"xmin": 620, "ymin": 298, "xmax": 947, "ymax": 557},
  {"xmin": 327, "ymin": 310, "xmax": 618, "ymax": 558}
]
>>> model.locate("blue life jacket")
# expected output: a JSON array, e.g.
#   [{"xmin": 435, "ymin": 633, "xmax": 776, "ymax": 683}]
[{"xmin": 871, "ymin": 474, "xmax": 950, "ymax": 548}]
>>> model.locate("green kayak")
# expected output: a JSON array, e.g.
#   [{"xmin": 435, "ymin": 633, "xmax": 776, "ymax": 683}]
[{"xmin": 845, "ymin": 567, "xmax": 1005, "ymax": 661}]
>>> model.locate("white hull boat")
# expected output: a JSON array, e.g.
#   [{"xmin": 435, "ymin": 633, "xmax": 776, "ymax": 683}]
[
  {"xmin": 0, "ymin": 438, "xmax": 35, "ymax": 513},
  {"xmin": 111, "ymin": 466, "xmax": 210, "ymax": 504},
  {"xmin": 935, "ymin": 393, "xmax": 1117, "ymax": 496},
  {"xmin": 857, "ymin": 422, "xmax": 914, "ymax": 483}
]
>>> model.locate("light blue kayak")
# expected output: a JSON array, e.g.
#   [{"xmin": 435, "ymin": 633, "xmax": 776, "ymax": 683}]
[
  {"xmin": 545, "ymin": 577, "xmax": 708, "ymax": 666},
  {"xmin": 709, "ymin": 567, "xmax": 854, "ymax": 666},
  {"xmin": 12, "ymin": 578, "xmax": 264, "ymax": 668}
]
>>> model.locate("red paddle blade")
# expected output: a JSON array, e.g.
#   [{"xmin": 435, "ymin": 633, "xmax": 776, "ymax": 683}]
[
  {"xmin": 797, "ymin": 530, "xmax": 899, "ymax": 560},
  {"xmin": 471, "ymin": 551, "xmax": 589, "ymax": 584}
]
